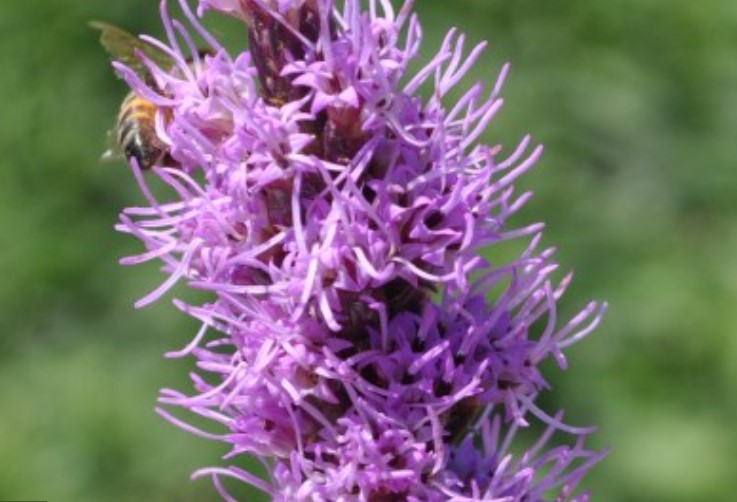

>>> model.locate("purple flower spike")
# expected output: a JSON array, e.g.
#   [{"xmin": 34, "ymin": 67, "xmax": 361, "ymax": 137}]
[{"xmin": 114, "ymin": 0, "xmax": 608, "ymax": 499}]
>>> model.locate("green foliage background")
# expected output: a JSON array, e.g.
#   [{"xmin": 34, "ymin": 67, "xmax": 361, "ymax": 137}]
[{"xmin": 1, "ymin": 0, "xmax": 735, "ymax": 500}]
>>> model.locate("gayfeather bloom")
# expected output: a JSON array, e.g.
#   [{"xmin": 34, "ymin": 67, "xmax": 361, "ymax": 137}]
[{"xmin": 114, "ymin": 0, "xmax": 608, "ymax": 499}]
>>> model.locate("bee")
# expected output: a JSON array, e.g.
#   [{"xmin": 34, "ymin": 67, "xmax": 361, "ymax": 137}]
[{"xmin": 90, "ymin": 21, "xmax": 179, "ymax": 170}]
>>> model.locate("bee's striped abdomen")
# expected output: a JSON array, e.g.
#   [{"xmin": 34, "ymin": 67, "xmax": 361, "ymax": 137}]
[{"xmin": 117, "ymin": 92, "xmax": 166, "ymax": 170}]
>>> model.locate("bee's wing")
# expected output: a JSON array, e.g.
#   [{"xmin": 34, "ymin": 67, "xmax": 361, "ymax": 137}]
[{"xmin": 89, "ymin": 20, "xmax": 175, "ymax": 80}]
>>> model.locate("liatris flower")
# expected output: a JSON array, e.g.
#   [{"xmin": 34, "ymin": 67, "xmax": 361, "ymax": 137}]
[{"xmin": 113, "ymin": 0, "xmax": 608, "ymax": 499}]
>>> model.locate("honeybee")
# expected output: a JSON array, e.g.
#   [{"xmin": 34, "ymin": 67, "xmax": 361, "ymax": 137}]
[{"xmin": 90, "ymin": 21, "xmax": 178, "ymax": 170}]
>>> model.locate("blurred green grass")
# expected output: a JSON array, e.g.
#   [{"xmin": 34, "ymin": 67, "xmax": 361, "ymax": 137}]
[{"xmin": 0, "ymin": 0, "xmax": 735, "ymax": 500}]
